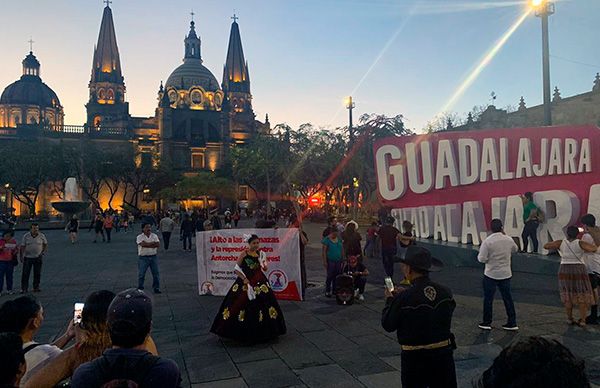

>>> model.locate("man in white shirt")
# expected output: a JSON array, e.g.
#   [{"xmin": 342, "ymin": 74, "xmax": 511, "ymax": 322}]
[
  {"xmin": 136, "ymin": 223, "xmax": 161, "ymax": 294},
  {"xmin": 20, "ymin": 223, "xmax": 48, "ymax": 293},
  {"xmin": 159, "ymin": 215, "xmax": 175, "ymax": 251},
  {"xmin": 477, "ymin": 219, "xmax": 519, "ymax": 331}
]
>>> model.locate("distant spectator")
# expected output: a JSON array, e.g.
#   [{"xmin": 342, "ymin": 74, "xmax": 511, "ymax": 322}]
[
  {"xmin": 0, "ymin": 230, "xmax": 18, "ymax": 295},
  {"xmin": 66, "ymin": 216, "xmax": 79, "ymax": 244},
  {"xmin": 203, "ymin": 220, "xmax": 213, "ymax": 231},
  {"xmin": 20, "ymin": 223, "xmax": 48, "ymax": 293},
  {"xmin": 0, "ymin": 332, "xmax": 26, "ymax": 388},
  {"xmin": 342, "ymin": 221, "xmax": 362, "ymax": 259},
  {"xmin": 521, "ymin": 192, "xmax": 541, "ymax": 253},
  {"xmin": 194, "ymin": 213, "xmax": 206, "ymax": 232},
  {"xmin": 233, "ymin": 211, "xmax": 241, "ymax": 228},
  {"xmin": 141, "ymin": 212, "xmax": 157, "ymax": 230},
  {"xmin": 103, "ymin": 213, "xmax": 114, "ymax": 243},
  {"xmin": 322, "ymin": 228, "xmax": 344, "ymax": 297},
  {"xmin": 378, "ymin": 217, "xmax": 400, "ymax": 277},
  {"xmin": 0, "ymin": 296, "xmax": 74, "ymax": 386},
  {"xmin": 71, "ymin": 289, "xmax": 181, "ymax": 387},
  {"xmin": 581, "ymin": 214, "xmax": 600, "ymax": 324},
  {"xmin": 364, "ymin": 221, "xmax": 379, "ymax": 258},
  {"xmin": 159, "ymin": 215, "xmax": 175, "ymax": 251},
  {"xmin": 473, "ymin": 336, "xmax": 590, "ymax": 388},
  {"xmin": 210, "ymin": 210, "xmax": 222, "ymax": 230},
  {"xmin": 544, "ymin": 226, "xmax": 597, "ymax": 327},
  {"xmin": 136, "ymin": 223, "xmax": 161, "ymax": 294},
  {"xmin": 180, "ymin": 215, "xmax": 194, "ymax": 252},
  {"xmin": 93, "ymin": 213, "xmax": 105, "ymax": 243},
  {"xmin": 223, "ymin": 210, "xmax": 232, "ymax": 229}
]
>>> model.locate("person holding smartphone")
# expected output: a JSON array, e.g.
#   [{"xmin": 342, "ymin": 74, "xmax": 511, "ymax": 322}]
[{"xmin": 381, "ymin": 246, "xmax": 457, "ymax": 388}]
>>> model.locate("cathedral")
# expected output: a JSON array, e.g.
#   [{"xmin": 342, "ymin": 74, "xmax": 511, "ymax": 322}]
[
  {"xmin": 83, "ymin": 5, "xmax": 269, "ymax": 171},
  {"xmin": 0, "ymin": 4, "xmax": 268, "ymax": 215}
]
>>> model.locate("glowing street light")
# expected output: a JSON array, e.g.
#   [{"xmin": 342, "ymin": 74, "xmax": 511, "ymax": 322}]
[
  {"xmin": 345, "ymin": 96, "xmax": 355, "ymax": 143},
  {"xmin": 531, "ymin": 0, "xmax": 555, "ymax": 126}
]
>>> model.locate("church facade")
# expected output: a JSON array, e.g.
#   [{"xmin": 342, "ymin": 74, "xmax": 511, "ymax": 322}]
[{"xmin": 0, "ymin": 4, "xmax": 268, "ymax": 216}]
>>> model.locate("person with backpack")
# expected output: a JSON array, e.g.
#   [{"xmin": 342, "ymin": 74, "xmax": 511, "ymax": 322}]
[
  {"xmin": 0, "ymin": 296, "xmax": 75, "ymax": 386},
  {"xmin": 520, "ymin": 192, "xmax": 543, "ymax": 253},
  {"xmin": 71, "ymin": 288, "xmax": 181, "ymax": 388}
]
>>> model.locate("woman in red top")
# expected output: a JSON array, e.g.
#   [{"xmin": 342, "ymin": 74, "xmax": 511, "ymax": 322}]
[
  {"xmin": 0, "ymin": 230, "xmax": 18, "ymax": 294},
  {"xmin": 103, "ymin": 213, "xmax": 114, "ymax": 243}
]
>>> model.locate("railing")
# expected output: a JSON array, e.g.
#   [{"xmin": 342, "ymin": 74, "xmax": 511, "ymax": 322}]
[{"xmin": 0, "ymin": 124, "xmax": 131, "ymax": 139}]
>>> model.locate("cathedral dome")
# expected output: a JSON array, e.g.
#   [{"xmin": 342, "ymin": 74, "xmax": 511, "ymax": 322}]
[
  {"xmin": 0, "ymin": 77, "xmax": 61, "ymax": 108},
  {"xmin": 0, "ymin": 52, "xmax": 61, "ymax": 108},
  {"xmin": 165, "ymin": 59, "xmax": 221, "ymax": 93},
  {"xmin": 162, "ymin": 20, "xmax": 223, "ymax": 111}
]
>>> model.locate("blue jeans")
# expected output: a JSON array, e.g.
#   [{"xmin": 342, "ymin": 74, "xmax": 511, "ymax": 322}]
[
  {"xmin": 182, "ymin": 233, "xmax": 192, "ymax": 250},
  {"xmin": 483, "ymin": 275, "xmax": 516, "ymax": 325},
  {"xmin": 138, "ymin": 255, "xmax": 160, "ymax": 290},
  {"xmin": 521, "ymin": 220, "xmax": 539, "ymax": 253},
  {"xmin": 0, "ymin": 261, "xmax": 14, "ymax": 292},
  {"xmin": 326, "ymin": 261, "xmax": 343, "ymax": 293},
  {"xmin": 382, "ymin": 247, "xmax": 397, "ymax": 277}
]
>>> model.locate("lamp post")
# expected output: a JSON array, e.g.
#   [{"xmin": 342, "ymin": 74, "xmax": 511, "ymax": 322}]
[
  {"xmin": 345, "ymin": 96, "xmax": 357, "ymax": 218},
  {"xmin": 345, "ymin": 96, "xmax": 355, "ymax": 144},
  {"xmin": 532, "ymin": 0, "xmax": 555, "ymax": 126}
]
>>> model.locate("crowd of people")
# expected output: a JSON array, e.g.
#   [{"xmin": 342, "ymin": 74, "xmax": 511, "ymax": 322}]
[
  {"xmin": 0, "ymin": 288, "xmax": 182, "ymax": 387},
  {"xmin": 1, "ymin": 197, "xmax": 599, "ymax": 387}
]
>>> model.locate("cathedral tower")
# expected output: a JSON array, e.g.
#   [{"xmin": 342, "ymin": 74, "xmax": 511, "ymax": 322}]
[
  {"xmin": 222, "ymin": 15, "xmax": 256, "ymax": 141},
  {"xmin": 86, "ymin": 3, "xmax": 129, "ymax": 129}
]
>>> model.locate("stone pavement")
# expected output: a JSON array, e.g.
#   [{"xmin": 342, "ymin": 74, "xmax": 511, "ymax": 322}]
[{"xmin": 2, "ymin": 220, "xmax": 600, "ymax": 387}]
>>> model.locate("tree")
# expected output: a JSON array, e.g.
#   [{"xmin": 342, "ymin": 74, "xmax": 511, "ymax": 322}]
[
  {"xmin": 157, "ymin": 173, "xmax": 235, "ymax": 203},
  {"xmin": 346, "ymin": 114, "xmax": 412, "ymax": 208},
  {"xmin": 286, "ymin": 125, "xmax": 347, "ymax": 211},
  {"xmin": 231, "ymin": 133, "xmax": 292, "ymax": 213},
  {"xmin": 0, "ymin": 141, "xmax": 60, "ymax": 217}
]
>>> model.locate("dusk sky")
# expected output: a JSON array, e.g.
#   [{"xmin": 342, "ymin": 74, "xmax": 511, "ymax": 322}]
[{"xmin": 0, "ymin": 0, "xmax": 598, "ymax": 132}]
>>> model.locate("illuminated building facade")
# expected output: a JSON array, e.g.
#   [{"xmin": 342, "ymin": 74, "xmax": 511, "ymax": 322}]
[{"xmin": 0, "ymin": 5, "xmax": 268, "ymax": 215}]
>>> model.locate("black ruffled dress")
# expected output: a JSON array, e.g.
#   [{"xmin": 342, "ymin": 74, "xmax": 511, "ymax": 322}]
[{"xmin": 210, "ymin": 253, "xmax": 286, "ymax": 342}]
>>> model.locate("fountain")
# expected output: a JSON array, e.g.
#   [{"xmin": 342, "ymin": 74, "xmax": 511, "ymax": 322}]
[{"xmin": 51, "ymin": 177, "xmax": 90, "ymax": 216}]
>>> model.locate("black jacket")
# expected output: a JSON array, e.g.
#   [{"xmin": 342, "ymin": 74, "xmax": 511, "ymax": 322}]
[{"xmin": 382, "ymin": 276, "xmax": 456, "ymax": 347}]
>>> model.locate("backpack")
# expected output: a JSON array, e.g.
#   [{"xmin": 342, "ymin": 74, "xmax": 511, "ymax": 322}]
[{"xmin": 94, "ymin": 353, "xmax": 160, "ymax": 387}]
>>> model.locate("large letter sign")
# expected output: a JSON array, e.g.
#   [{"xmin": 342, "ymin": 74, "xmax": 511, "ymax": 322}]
[{"xmin": 374, "ymin": 125, "xmax": 600, "ymax": 250}]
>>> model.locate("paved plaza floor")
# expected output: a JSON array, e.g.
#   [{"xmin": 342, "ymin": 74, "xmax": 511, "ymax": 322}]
[{"xmin": 2, "ymin": 220, "xmax": 600, "ymax": 387}]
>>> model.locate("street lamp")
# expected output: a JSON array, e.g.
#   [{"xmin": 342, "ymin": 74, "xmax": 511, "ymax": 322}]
[
  {"xmin": 345, "ymin": 96, "xmax": 355, "ymax": 143},
  {"xmin": 532, "ymin": 0, "xmax": 555, "ymax": 126}
]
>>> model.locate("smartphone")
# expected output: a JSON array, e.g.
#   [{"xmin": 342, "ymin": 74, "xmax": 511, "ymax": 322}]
[
  {"xmin": 73, "ymin": 303, "xmax": 84, "ymax": 324},
  {"xmin": 384, "ymin": 277, "xmax": 394, "ymax": 292}
]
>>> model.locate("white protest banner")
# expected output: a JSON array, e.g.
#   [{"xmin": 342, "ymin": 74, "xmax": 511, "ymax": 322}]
[{"xmin": 196, "ymin": 228, "xmax": 302, "ymax": 301}]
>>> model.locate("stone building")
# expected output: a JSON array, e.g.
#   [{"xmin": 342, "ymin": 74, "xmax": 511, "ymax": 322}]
[
  {"xmin": 452, "ymin": 74, "xmax": 600, "ymax": 131},
  {"xmin": 0, "ymin": 4, "xmax": 267, "ymax": 216}
]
